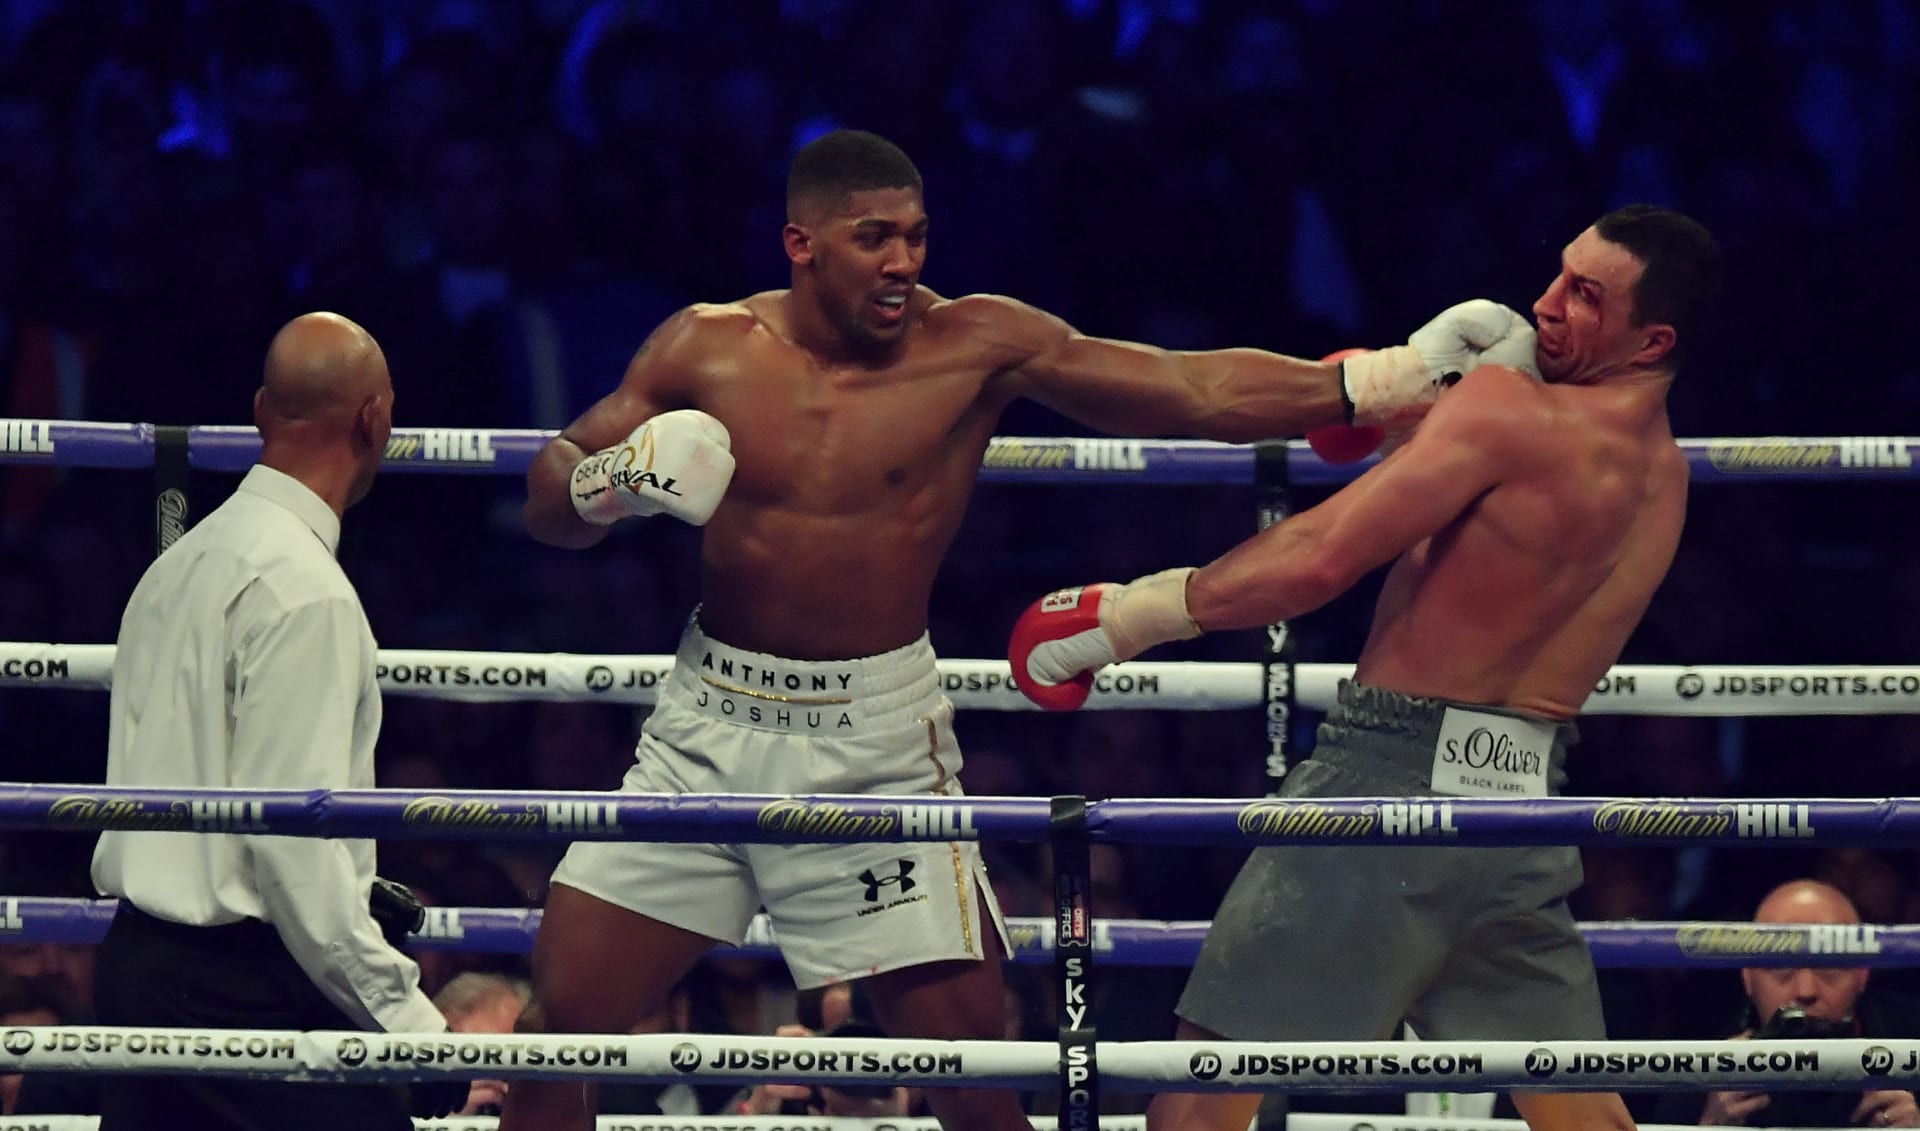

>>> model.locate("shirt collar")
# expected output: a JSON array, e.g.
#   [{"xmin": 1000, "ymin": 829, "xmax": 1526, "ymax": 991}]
[{"xmin": 238, "ymin": 464, "xmax": 341, "ymax": 555}]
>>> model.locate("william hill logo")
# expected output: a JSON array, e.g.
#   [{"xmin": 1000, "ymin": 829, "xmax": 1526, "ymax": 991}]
[
  {"xmin": 754, "ymin": 800, "xmax": 979, "ymax": 840},
  {"xmin": 385, "ymin": 429, "xmax": 499, "ymax": 465},
  {"xmin": 401, "ymin": 797, "xmax": 542, "ymax": 834},
  {"xmin": 1236, "ymin": 800, "xmax": 1376, "ymax": 839},
  {"xmin": 979, "ymin": 439, "xmax": 1148, "ymax": 471},
  {"xmin": 982, "ymin": 439, "xmax": 1072, "ymax": 471},
  {"xmin": 1006, "ymin": 922, "xmax": 1045, "ymax": 956},
  {"xmin": 0, "ymin": 419, "xmax": 55, "ymax": 456},
  {"xmin": 1706, "ymin": 438, "xmax": 1910, "ymax": 473},
  {"xmin": 757, "ymin": 800, "xmax": 896, "ymax": 839},
  {"xmin": 1592, "ymin": 801, "xmax": 1733, "ymax": 838},
  {"xmin": 48, "ymin": 796, "xmax": 190, "ymax": 831},
  {"xmin": 1592, "ymin": 801, "xmax": 1814, "ymax": 839},
  {"xmin": 1675, "ymin": 924, "xmax": 1881, "ymax": 958}
]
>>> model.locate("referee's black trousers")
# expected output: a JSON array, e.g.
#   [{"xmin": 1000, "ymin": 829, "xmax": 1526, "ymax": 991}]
[{"xmin": 91, "ymin": 903, "xmax": 412, "ymax": 1131}]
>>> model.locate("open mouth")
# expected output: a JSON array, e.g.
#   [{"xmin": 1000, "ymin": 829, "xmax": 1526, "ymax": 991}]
[{"xmin": 871, "ymin": 293, "xmax": 908, "ymax": 325}]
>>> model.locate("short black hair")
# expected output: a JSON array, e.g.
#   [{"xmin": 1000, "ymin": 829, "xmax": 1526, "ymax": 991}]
[
  {"xmin": 786, "ymin": 129, "xmax": 922, "ymax": 221},
  {"xmin": 1593, "ymin": 203, "xmax": 1722, "ymax": 369}
]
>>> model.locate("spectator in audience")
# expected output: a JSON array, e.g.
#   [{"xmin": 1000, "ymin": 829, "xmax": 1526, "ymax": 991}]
[
  {"xmin": 432, "ymin": 972, "xmax": 529, "ymax": 1116},
  {"xmin": 0, "ymin": 972, "xmax": 92, "ymax": 1116},
  {"xmin": 1655, "ymin": 880, "xmax": 1920, "ymax": 1127}
]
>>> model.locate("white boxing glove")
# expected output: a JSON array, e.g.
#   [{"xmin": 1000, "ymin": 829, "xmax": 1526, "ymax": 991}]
[
  {"xmin": 569, "ymin": 409, "xmax": 735, "ymax": 526},
  {"xmin": 1341, "ymin": 300, "xmax": 1539, "ymax": 426}
]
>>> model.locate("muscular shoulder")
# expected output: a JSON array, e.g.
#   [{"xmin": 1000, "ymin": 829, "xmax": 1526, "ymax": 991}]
[
  {"xmin": 925, "ymin": 292, "xmax": 1072, "ymax": 363},
  {"xmin": 1424, "ymin": 365, "xmax": 1552, "ymax": 443},
  {"xmin": 675, "ymin": 299, "xmax": 773, "ymax": 348},
  {"xmin": 619, "ymin": 299, "xmax": 774, "ymax": 384}
]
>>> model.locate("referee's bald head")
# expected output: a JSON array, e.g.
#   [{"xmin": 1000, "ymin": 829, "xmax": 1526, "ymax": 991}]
[
  {"xmin": 254, "ymin": 312, "xmax": 394, "ymax": 507},
  {"xmin": 258, "ymin": 312, "xmax": 389, "ymax": 429}
]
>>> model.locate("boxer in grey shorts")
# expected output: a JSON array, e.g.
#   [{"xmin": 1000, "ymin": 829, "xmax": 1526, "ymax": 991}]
[{"xmin": 1177, "ymin": 680, "xmax": 1603, "ymax": 1044}]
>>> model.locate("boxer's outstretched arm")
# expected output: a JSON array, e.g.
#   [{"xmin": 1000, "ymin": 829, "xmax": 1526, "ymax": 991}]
[
  {"xmin": 524, "ymin": 309, "xmax": 700, "ymax": 548},
  {"xmin": 1187, "ymin": 375, "xmax": 1524, "ymax": 627},
  {"xmin": 966, "ymin": 296, "xmax": 1345, "ymax": 440}
]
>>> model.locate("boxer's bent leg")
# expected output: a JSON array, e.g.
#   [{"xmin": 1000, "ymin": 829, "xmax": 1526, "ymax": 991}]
[
  {"xmin": 1176, "ymin": 756, "xmax": 1454, "ymax": 1044},
  {"xmin": 501, "ymin": 884, "xmax": 728, "ymax": 1131},
  {"xmin": 502, "ymin": 735, "xmax": 759, "ymax": 1131},
  {"xmin": 1164, "ymin": 753, "xmax": 1458, "ymax": 1131},
  {"xmin": 758, "ymin": 828, "xmax": 1017, "ymax": 1129},
  {"xmin": 1146, "ymin": 1018, "xmax": 1264, "ymax": 1131},
  {"xmin": 864, "ymin": 889, "xmax": 1030, "ymax": 1131},
  {"xmin": 1410, "ymin": 844, "xmax": 1626, "ymax": 1131}
]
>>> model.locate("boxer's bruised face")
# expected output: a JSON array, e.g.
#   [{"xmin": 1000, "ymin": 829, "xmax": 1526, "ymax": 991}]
[
  {"xmin": 1532, "ymin": 227, "xmax": 1673, "ymax": 384},
  {"xmin": 787, "ymin": 186, "xmax": 927, "ymax": 349}
]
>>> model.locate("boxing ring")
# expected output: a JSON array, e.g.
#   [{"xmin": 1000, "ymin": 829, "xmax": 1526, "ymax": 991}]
[{"xmin": 3, "ymin": 420, "xmax": 1919, "ymax": 1131}]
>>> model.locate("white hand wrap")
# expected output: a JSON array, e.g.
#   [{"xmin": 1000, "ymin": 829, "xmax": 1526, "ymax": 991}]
[
  {"xmin": 569, "ymin": 409, "xmax": 735, "ymax": 527},
  {"xmin": 1023, "ymin": 567, "xmax": 1204, "ymax": 686},
  {"xmin": 1340, "ymin": 345, "xmax": 1433, "ymax": 428},
  {"xmin": 1099, "ymin": 566, "xmax": 1204, "ymax": 662}
]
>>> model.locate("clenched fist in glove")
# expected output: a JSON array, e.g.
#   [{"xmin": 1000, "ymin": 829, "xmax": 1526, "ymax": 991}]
[
  {"xmin": 1008, "ymin": 568, "xmax": 1203, "ymax": 711},
  {"xmin": 569, "ymin": 408, "xmax": 735, "ymax": 526},
  {"xmin": 1340, "ymin": 300, "xmax": 1538, "ymax": 427}
]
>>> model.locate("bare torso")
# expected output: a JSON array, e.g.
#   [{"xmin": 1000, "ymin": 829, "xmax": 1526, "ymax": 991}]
[
  {"xmin": 532, "ymin": 278, "xmax": 1347, "ymax": 659},
  {"xmin": 673, "ymin": 291, "xmax": 1018, "ymax": 658},
  {"xmin": 1355, "ymin": 378, "xmax": 1689, "ymax": 719}
]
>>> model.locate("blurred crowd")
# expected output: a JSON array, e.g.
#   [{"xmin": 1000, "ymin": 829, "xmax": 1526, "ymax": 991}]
[{"xmin": 3, "ymin": 0, "xmax": 1920, "ymax": 1118}]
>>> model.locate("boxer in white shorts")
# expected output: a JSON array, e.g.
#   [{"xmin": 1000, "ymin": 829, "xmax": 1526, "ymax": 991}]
[
  {"xmin": 502, "ymin": 128, "xmax": 1530, "ymax": 1131},
  {"xmin": 553, "ymin": 618, "xmax": 1009, "ymax": 989}
]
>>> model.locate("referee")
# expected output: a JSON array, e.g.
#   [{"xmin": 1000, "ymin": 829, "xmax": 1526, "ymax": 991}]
[{"xmin": 87, "ymin": 313, "xmax": 469, "ymax": 1130}]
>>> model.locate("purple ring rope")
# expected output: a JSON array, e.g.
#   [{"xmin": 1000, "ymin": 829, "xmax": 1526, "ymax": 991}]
[
  {"xmin": 1, "ymin": 786, "xmax": 1911, "ymax": 847},
  {"xmin": 5, "ymin": 419, "xmax": 1915, "ymax": 484},
  {"xmin": 2, "ymin": 898, "xmax": 1905, "ymax": 969}
]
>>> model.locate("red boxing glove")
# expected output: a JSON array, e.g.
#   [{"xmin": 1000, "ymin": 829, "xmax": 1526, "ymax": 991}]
[
  {"xmin": 1008, "ymin": 568, "xmax": 1203, "ymax": 712},
  {"xmin": 1007, "ymin": 584, "xmax": 1110, "ymax": 711},
  {"xmin": 1307, "ymin": 348, "xmax": 1385, "ymax": 465}
]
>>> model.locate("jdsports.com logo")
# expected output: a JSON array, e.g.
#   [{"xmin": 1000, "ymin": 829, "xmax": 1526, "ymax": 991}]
[
  {"xmin": 1525, "ymin": 1048, "xmax": 1558, "ymax": 1078},
  {"xmin": 669, "ymin": 1042, "xmax": 702, "ymax": 1073},
  {"xmin": 1190, "ymin": 1050, "xmax": 1223, "ymax": 1081},
  {"xmin": 1676, "ymin": 674, "xmax": 1705, "ymax": 699},
  {"xmin": 1864, "ymin": 1046, "xmax": 1894, "ymax": 1075},
  {"xmin": 586, "ymin": 665, "xmax": 615, "ymax": 692},
  {"xmin": 3, "ymin": 1029, "xmax": 33, "ymax": 1055},
  {"xmin": 337, "ymin": 1037, "xmax": 368, "ymax": 1067}
]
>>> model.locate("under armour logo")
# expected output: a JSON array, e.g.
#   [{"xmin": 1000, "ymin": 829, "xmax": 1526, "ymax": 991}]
[{"xmin": 859, "ymin": 861, "xmax": 916, "ymax": 902}]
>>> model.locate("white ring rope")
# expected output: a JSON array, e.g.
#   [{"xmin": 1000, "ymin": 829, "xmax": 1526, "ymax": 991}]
[
  {"xmin": 1288, "ymin": 1118, "xmax": 1697, "ymax": 1131},
  {"xmin": 0, "ymin": 1113, "xmax": 1113, "ymax": 1121},
  {"xmin": 3, "ymin": 644, "xmax": 1917, "ymax": 716},
  {"xmin": 1, "ymin": 1028, "xmax": 1915, "ymax": 1092},
  {"xmin": 0, "ymin": 1118, "xmax": 1122, "ymax": 1131}
]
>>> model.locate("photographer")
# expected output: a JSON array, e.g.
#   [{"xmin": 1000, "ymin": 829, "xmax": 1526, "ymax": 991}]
[
  {"xmin": 729, "ymin": 982, "xmax": 912, "ymax": 1118},
  {"xmin": 1659, "ymin": 880, "xmax": 1920, "ymax": 1128}
]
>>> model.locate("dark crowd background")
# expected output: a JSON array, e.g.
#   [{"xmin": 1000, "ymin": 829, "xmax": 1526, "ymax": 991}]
[{"xmin": 2, "ymin": 0, "xmax": 1919, "ymax": 1119}]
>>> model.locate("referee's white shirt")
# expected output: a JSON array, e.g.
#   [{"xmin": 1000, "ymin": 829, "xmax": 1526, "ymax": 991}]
[{"xmin": 93, "ymin": 465, "xmax": 445, "ymax": 1036}]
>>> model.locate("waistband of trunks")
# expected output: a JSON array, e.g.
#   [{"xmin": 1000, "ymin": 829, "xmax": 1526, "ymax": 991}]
[
  {"xmin": 1322, "ymin": 679, "xmax": 1577, "ymax": 786},
  {"xmin": 666, "ymin": 613, "xmax": 943, "ymax": 735}
]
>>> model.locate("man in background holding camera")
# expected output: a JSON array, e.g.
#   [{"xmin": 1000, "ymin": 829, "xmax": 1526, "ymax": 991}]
[{"xmin": 1663, "ymin": 880, "xmax": 1920, "ymax": 1128}]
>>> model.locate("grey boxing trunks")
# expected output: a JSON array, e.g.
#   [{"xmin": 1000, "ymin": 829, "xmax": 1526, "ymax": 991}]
[{"xmin": 1177, "ymin": 680, "xmax": 1605, "ymax": 1044}]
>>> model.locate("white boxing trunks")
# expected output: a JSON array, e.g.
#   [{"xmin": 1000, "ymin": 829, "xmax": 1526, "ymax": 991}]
[{"xmin": 551, "ymin": 616, "xmax": 1009, "ymax": 989}]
